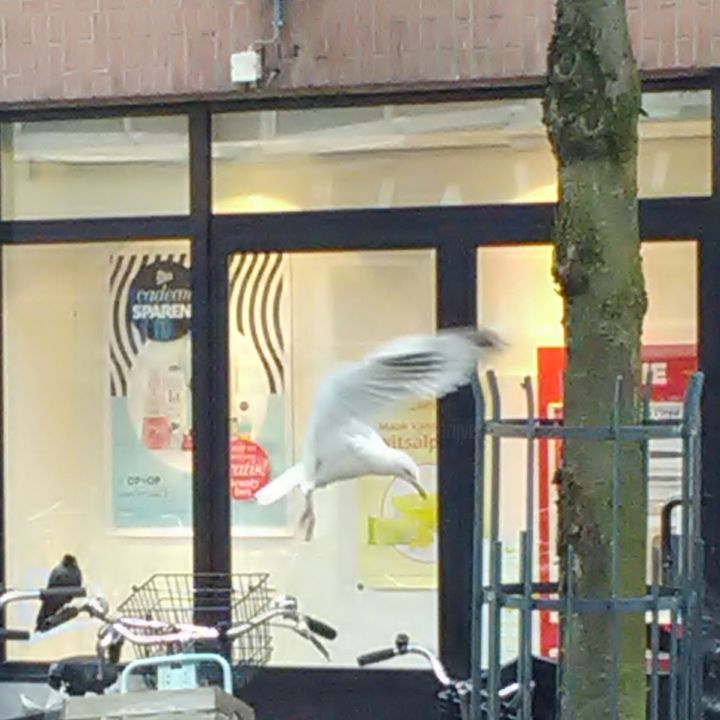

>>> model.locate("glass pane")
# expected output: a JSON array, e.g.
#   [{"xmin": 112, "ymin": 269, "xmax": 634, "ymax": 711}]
[
  {"xmin": 476, "ymin": 240, "xmax": 697, "ymax": 662},
  {"xmin": 212, "ymin": 91, "xmax": 710, "ymax": 212},
  {"xmin": 228, "ymin": 249, "xmax": 438, "ymax": 667},
  {"xmin": 1, "ymin": 116, "xmax": 190, "ymax": 219},
  {"xmin": 4, "ymin": 240, "xmax": 193, "ymax": 660}
]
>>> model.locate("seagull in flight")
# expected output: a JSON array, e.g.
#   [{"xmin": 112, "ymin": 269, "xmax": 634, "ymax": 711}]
[{"xmin": 254, "ymin": 326, "xmax": 504, "ymax": 540}]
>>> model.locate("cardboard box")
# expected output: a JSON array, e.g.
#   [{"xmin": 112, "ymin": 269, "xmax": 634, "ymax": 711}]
[{"xmin": 63, "ymin": 687, "xmax": 256, "ymax": 720}]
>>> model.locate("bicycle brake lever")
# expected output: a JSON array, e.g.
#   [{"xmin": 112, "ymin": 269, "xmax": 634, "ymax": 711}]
[
  {"xmin": 301, "ymin": 628, "xmax": 331, "ymax": 661},
  {"xmin": 273, "ymin": 621, "xmax": 331, "ymax": 661}
]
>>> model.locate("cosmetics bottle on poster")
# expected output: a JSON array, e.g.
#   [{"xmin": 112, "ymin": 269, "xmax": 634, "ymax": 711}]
[
  {"xmin": 142, "ymin": 366, "xmax": 171, "ymax": 450},
  {"xmin": 237, "ymin": 401, "xmax": 253, "ymax": 441},
  {"xmin": 165, "ymin": 364, "xmax": 187, "ymax": 450}
]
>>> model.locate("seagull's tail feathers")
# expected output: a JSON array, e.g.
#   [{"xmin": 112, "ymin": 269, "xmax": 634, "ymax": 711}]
[{"xmin": 254, "ymin": 462, "xmax": 306, "ymax": 506}]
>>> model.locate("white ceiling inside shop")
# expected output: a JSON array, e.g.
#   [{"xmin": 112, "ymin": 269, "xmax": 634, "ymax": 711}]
[{"xmin": 7, "ymin": 91, "xmax": 711, "ymax": 165}]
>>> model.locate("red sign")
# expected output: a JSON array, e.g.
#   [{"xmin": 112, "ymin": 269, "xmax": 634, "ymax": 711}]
[
  {"xmin": 229, "ymin": 438, "xmax": 271, "ymax": 500},
  {"xmin": 537, "ymin": 343, "xmax": 697, "ymax": 658}
]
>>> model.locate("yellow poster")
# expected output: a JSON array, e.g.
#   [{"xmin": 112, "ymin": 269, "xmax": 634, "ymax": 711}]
[{"xmin": 358, "ymin": 398, "xmax": 439, "ymax": 590}]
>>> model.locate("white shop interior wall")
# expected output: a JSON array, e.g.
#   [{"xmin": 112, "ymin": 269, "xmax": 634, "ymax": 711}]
[
  {"xmin": 2, "ymin": 241, "xmax": 696, "ymax": 667},
  {"xmin": 0, "ymin": 96, "xmax": 703, "ymax": 668}
]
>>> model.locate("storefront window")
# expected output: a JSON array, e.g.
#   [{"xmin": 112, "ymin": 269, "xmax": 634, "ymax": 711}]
[
  {"xmin": 477, "ymin": 240, "xmax": 697, "ymax": 661},
  {"xmin": 212, "ymin": 91, "xmax": 710, "ymax": 213},
  {"xmin": 227, "ymin": 249, "xmax": 439, "ymax": 667},
  {"xmin": 1, "ymin": 116, "xmax": 190, "ymax": 219},
  {"xmin": 3, "ymin": 240, "xmax": 193, "ymax": 660}
]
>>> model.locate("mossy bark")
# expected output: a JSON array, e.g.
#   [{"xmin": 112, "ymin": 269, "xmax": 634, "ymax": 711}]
[{"xmin": 543, "ymin": 2, "xmax": 648, "ymax": 719}]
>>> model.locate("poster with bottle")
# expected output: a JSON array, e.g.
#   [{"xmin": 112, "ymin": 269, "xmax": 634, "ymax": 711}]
[
  {"xmin": 109, "ymin": 249, "xmax": 292, "ymax": 535},
  {"xmin": 357, "ymin": 397, "xmax": 439, "ymax": 590}
]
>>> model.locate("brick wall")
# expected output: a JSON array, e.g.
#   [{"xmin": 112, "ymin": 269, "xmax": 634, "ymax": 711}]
[{"xmin": 0, "ymin": 0, "xmax": 717, "ymax": 105}]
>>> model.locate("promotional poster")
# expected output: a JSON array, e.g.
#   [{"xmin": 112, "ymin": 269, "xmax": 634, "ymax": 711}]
[{"xmin": 109, "ymin": 249, "xmax": 291, "ymax": 534}]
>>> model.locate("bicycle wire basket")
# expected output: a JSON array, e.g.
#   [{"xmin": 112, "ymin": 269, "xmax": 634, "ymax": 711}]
[{"xmin": 114, "ymin": 573, "xmax": 274, "ymax": 673}]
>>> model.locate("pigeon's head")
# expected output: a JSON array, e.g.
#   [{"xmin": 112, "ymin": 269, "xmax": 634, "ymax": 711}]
[{"xmin": 61, "ymin": 554, "xmax": 78, "ymax": 568}]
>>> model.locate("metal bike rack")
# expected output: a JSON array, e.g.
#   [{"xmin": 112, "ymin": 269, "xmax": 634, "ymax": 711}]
[{"xmin": 469, "ymin": 369, "xmax": 705, "ymax": 720}]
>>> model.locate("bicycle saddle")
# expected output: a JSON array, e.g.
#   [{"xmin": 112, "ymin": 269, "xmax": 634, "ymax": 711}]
[{"xmin": 47, "ymin": 655, "xmax": 118, "ymax": 696}]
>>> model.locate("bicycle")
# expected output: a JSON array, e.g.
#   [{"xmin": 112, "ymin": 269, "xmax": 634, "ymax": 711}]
[
  {"xmin": 357, "ymin": 633, "xmax": 526, "ymax": 720},
  {"xmin": 42, "ymin": 590, "xmax": 338, "ymax": 697}
]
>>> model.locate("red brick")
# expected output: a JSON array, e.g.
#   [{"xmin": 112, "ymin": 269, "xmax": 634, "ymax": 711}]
[
  {"xmin": 107, "ymin": 36, "xmax": 124, "ymax": 84},
  {"xmin": 46, "ymin": 41, "xmax": 63, "ymax": 87},
  {"xmin": 371, "ymin": 53, "xmax": 393, "ymax": 83},
  {"xmin": 22, "ymin": 0, "xmax": 46, "ymax": 13},
  {"xmin": 697, "ymin": 2, "xmax": 712, "ymax": 58},
  {"xmin": 63, "ymin": 71, "xmax": 84, "ymax": 98},
  {"xmin": 455, "ymin": 0, "xmax": 471, "ymax": 23},
  {"xmin": 312, "ymin": 55, "xmax": 331, "ymax": 85},
  {"xmin": 471, "ymin": 47, "xmax": 488, "ymax": 76},
  {"xmin": 123, "ymin": 67, "xmax": 140, "ymax": 95},
  {"xmin": 81, "ymin": 13, "xmax": 95, "ymax": 41},
  {"xmin": 355, "ymin": 1, "xmax": 373, "ymax": 58},
  {"xmin": 456, "ymin": 18, "xmax": 471, "ymax": 51},
  {"xmin": 436, "ymin": 13, "xmax": 454, "ymax": 52},
  {"xmin": 455, "ymin": 48, "xmax": 473, "ymax": 78},
  {"xmin": 522, "ymin": 13, "xmax": 539, "ymax": 73},
  {"xmin": 432, "ymin": 49, "xmax": 455, "ymax": 80},
  {"xmin": 678, "ymin": 36, "xmax": 694, "ymax": 64},
  {"xmin": 47, "ymin": 12, "xmax": 61, "ymax": 43},
  {"xmin": 12, "ymin": 13, "xmax": 33, "ymax": 44},
  {"xmin": 2, "ymin": 0, "xmax": 22, "ymax": 17},
  {"xmin": 505, "ymin": 1, "xmax": 523, "ymax": 48},
  {"xmin": 5, "ymin": 73, "xmax": 24, "ymax": 100},
  {"xmin": 390, "ymin": 18, "xmax": 408, "ymax": 57},
  {"xmin": 644, "ymin": 2, "xmax": 660, "ymax": 40},
  {"xmin": 230, "ymin": 3, "xmax": 246, "ymax": 43},
  {"xmin": 420, "ymin": 15, "xmax": 437, "ymax": 52},
  {"xmin": 659, "ymin": 6, "xmax": 678, "ymax": 66},
  {"xmin": 107, "ymin": 9, "xmax": 127, "ymax": 39},
  {"xmin": 372, "ymin": 1, "xmax": 389, "ymax": 56},
  {"xmin": 628, "ymin": 8, "xmax": 642, "ymax": 45},
  {"xmin": 139, "ymin": 60, "xmax": 155, "ymax": 93},
  {"xmin": 504, "ymin": 46, "xmax": 524, "ymax": 76},
  {"xmin": 169, "ymin": 33, "xmax": 187, "ymax": 91},
  {"xmin": 91, "ymin": 69, "xmax": 112, "ymax": 95},
  {"xmin": 642, "ymin": 37, "xmax": 661, "ymax": 66},
  {"xmin": 679, "ymin": 0, "xmax": 696, "ymax": 37},
  {"xmin": 92, "ymin": 15, "xmax": 109, "ymax": 68},
  {"xmin": 31, "ymin": 12, "xmax": 48, "ymax": 48},
  {"xmin": 327, "ymin": 20, "xmax": 345, "ymax": 64}
]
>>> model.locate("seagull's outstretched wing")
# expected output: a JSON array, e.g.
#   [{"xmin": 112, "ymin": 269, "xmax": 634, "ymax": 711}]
[{"xmin": 313, "ymin": 327, "xmax": 504, "ymax": 426}]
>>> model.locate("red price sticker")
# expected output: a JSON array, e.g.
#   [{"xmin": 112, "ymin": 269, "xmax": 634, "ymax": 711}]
[{"xmin": 230, "ymin": 438, "xmax": 271, "ymax": 501}]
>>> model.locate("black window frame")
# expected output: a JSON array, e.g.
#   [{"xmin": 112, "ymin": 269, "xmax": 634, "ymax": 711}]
[{"xmin": 0, "ymin": 71, "xmax": 716, "ymax": 694}]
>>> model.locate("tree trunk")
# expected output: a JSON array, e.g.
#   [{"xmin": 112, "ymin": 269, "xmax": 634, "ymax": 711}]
[{"xmin": 542, "ymin": 2, "xmax": 648, "ymax": 719}]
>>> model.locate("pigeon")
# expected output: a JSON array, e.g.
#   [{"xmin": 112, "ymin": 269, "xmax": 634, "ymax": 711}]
[
  {"xmin": 35, "ymin": 554, "xmax": 83, "ymax": 632},
  {"xmin": 254, "ymin": 326, "xmax": 504, "ymax": 540}
]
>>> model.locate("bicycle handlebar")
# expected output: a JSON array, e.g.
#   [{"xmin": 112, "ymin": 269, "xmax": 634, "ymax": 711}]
[
  {"xmin": 58, "ymin": 594, "xmax": 338, "ymax": 659},
  {"xmin": 0, "ymin": 587, "xmax": 86, "ymax": 612},
  {"xmin": 305, "ymin": 616, "xmax": 338, "ymax": 641},
  {"xmin": 357, "ymin": 634, "xmax": 456, "ymax": 687},
  {"xmin": 357, "ymin": 647, "xmax": 398, "ymax": 667}
]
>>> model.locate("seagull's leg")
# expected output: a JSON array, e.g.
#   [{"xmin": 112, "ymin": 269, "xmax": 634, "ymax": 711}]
[{"xmin": 299, "ymin": 492, "xmax": 316, "ymax": 541}]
